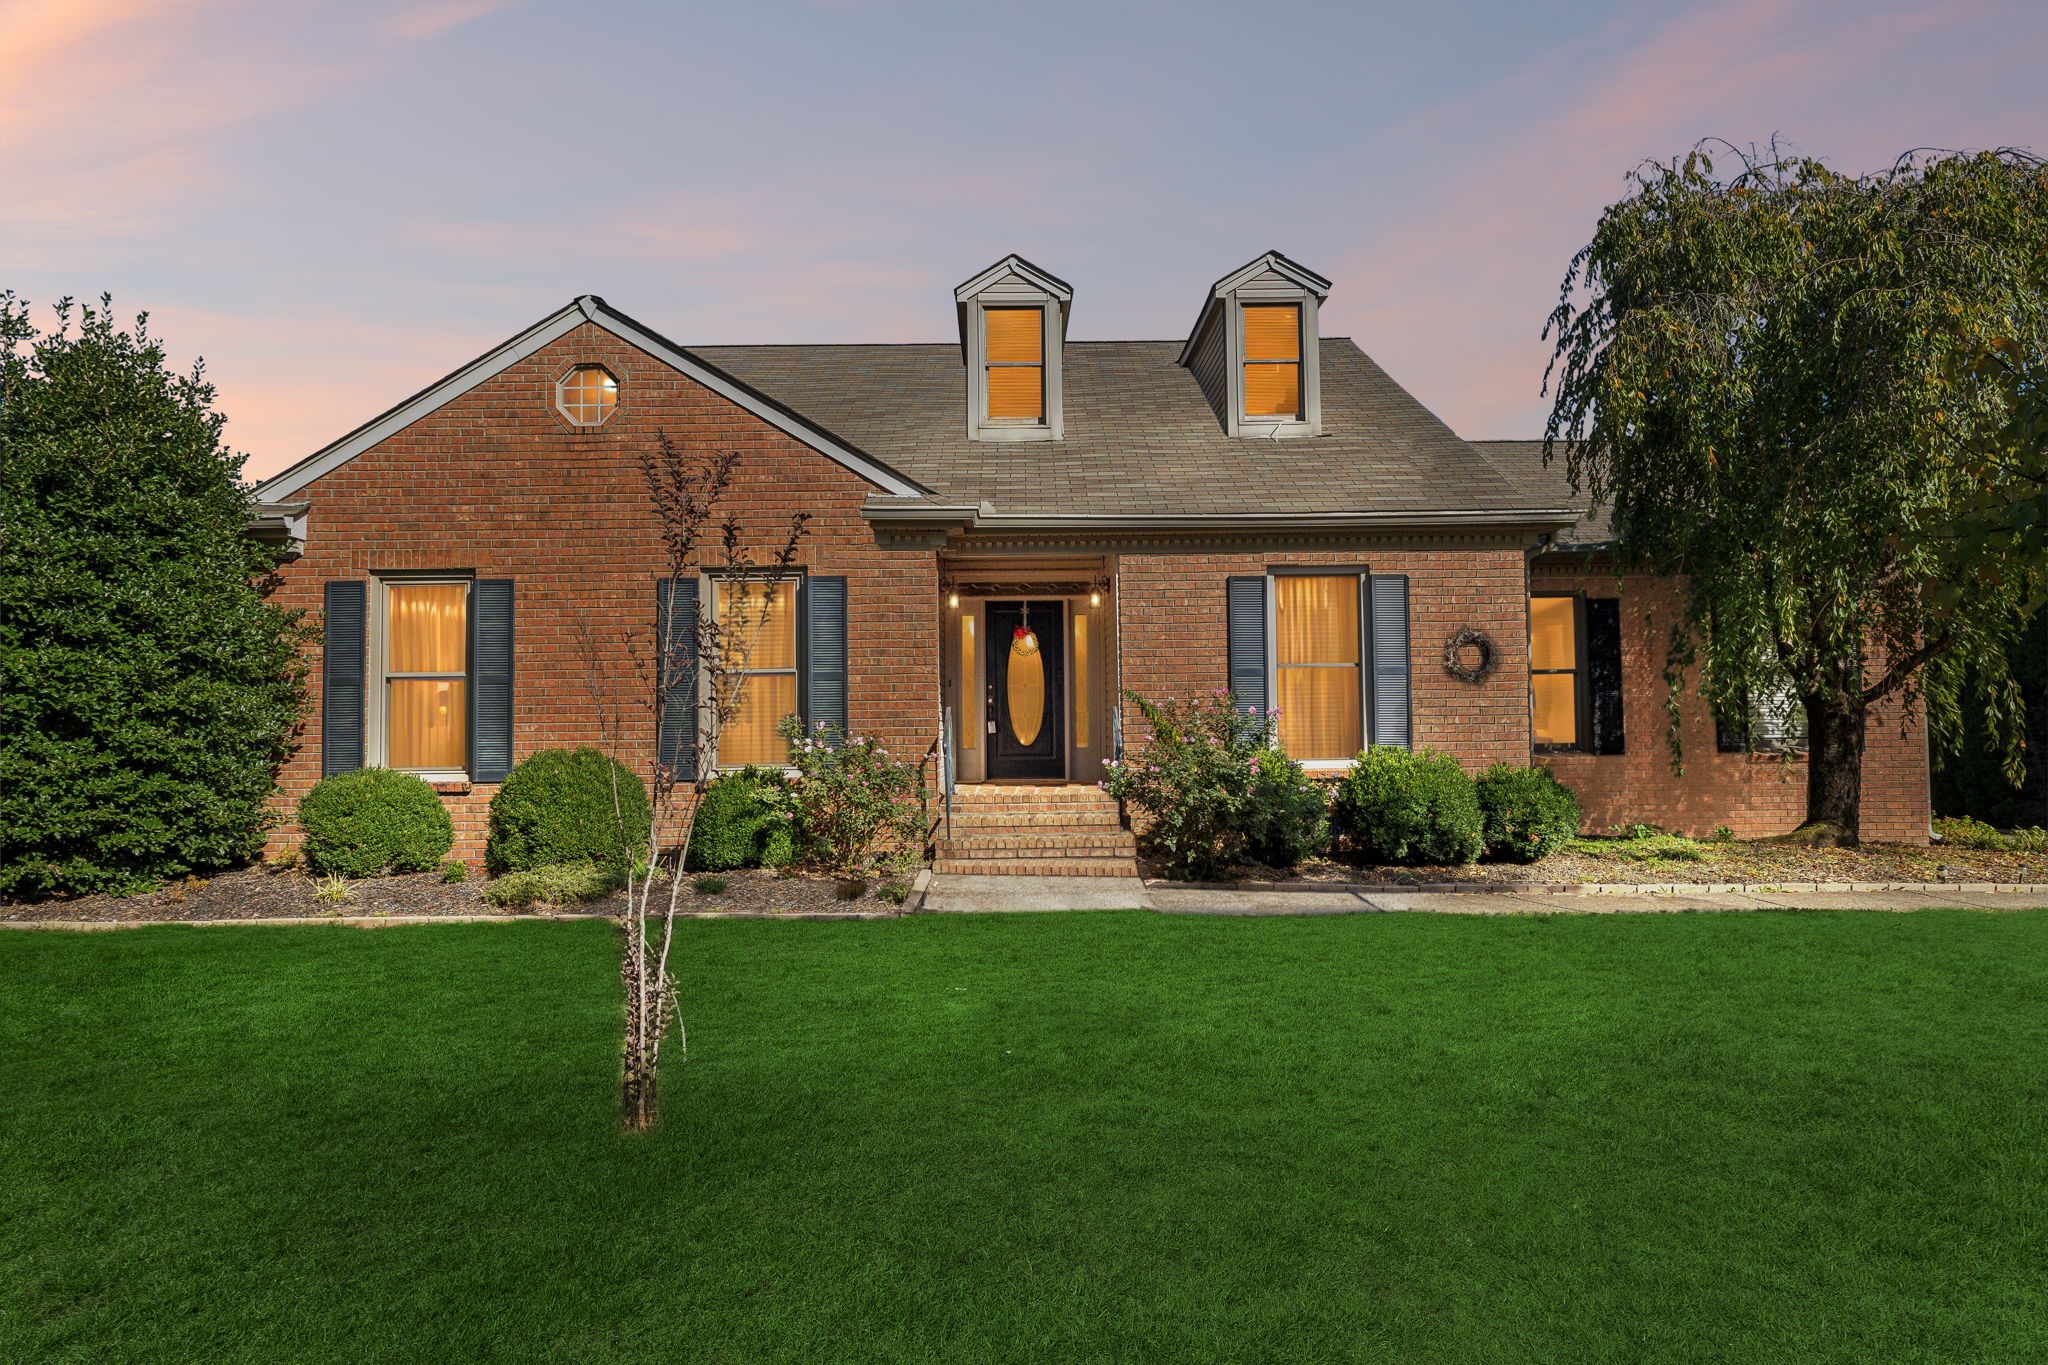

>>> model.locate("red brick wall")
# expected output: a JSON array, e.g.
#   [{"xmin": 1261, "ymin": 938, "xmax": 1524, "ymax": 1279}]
[
  {"xmin": 1530, "ymin": 562, "xmax": 1930, "ymax": 844},
  {"xmin": 268, "ymin": 322, "xmax": 939, "ymax": 864},
  {"xmin": 1117, "ymin": 548, "xmax": 1536, "ymax": 770}
]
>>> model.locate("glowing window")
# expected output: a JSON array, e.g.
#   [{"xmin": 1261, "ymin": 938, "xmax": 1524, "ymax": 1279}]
[
  {"xmin": 1274, "ymin": 575, "xmax": 1362, "ymax": 761},
  {"xmin": 1530, "ymin": 595, "xmax": 1580, "ymax": 747},
  {"xmin": 984, "ymin": 308, "xmax": 1044, "ymax": 422},
  {"xmin": 384, "ymin": 581, "xmax": 468, "ymax": 771},
  {"xmin": 556, "ymin": 365, "xmax": 619, "ymax": 426},
  {"xmin": 1242, "ymin": 304, "xmax": 1301, "ymax": 419},
  {"xmin": 715, "ymin": 580, "xmax": 798, "ymax": 767}
]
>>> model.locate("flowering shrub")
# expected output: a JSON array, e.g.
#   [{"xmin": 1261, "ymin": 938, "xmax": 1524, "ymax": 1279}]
[
  {"xmin": 1102, "ymin": 691, "xmax": 1327, "ymax": 880},
  {"xmin": 766, "ymin": 716, "xmax": 929, "ymax": 878}
]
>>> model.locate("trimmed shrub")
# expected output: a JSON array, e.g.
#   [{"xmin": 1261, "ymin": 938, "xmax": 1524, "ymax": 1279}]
[
  {"xmin": 1331, "ymin": 748, "xmax": 1483, "ymax": 866},
  {"xmin": 685, "ymin": 767, "xmax": 789, "ymax": 871},
  {"xmin": 485, "ymin": 747, "xmax": 649, "ymax": 874},
  {"xmin": 1475, "ymin": 764, "xmax": 1583, "ymax": 863},
  {"xmin": 298, "ymin": 769, "xmax": 453, "ymax": 878},
  {"xmin": 1245, "ymin": 746, "xmax": 1332, "ymax": 869},
  {"xmin": 481, "ymin": 861, "xmax": 623, "ymax": 908}
]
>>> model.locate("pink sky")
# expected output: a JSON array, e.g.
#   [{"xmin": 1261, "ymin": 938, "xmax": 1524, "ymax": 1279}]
[{"xmin": 5, "ymin": 0, "xmax": 2043, "ymax": 479}]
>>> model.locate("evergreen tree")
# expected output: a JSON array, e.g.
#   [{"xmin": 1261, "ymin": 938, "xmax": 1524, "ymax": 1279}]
[{"xmin": 1, "ymin": 295, "xmax": 308, "ymax": 896}]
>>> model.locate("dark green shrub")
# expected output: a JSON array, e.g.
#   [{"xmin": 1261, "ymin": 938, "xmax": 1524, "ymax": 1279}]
[
  {"xmin": 1475, "ymin": 764, "xmax": 1583, "ymax": 863},
  {"xmin": 1245, "ymin": 746, "xmax": 1332, "ymax": 869},
  {"xmin": 1331, "ymin": 748, "xmax": 1483, "ymax": 866},
  {"xmin": 0, "ymin": 297, "xmax": 309, "ymax": 898},
  {"xmin": 485, "ymin": 747, "xmax": 649, "ymax": 874},
  {"xmin": 298, "ymin": 769, "xmax": 453, "ymax": 878},
  {"xmin": 685, "ymin": 767, "xmax": 790, "ymax": 871}
]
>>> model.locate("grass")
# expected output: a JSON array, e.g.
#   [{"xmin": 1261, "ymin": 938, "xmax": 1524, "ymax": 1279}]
[{"xmin": 5, "ymin": 911, "xmax": 2047, "ymax": 1363}]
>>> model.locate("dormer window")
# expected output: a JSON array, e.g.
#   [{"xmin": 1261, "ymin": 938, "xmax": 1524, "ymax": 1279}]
[
  {"xmin": 984, "ymin": 308, "xmax": 1045, "ymax": 422},
  {"xmin": 1241, "ymin": 304, "xmax": 1302, "ymax": 420},
  {"xmin": 1179, "ymin": 251, "xmax": 1331, "ymax": 437},
  {"xmin": 956, "ymin": 255, "xmax": 1071, "ymax": 442}
]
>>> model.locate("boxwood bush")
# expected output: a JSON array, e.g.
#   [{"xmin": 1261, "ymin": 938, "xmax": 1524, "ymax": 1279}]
[
  {"xmin": 1244, "ymin": 746, "xmax": 1331, "ymax": 869},
  {"xmin": 685, "ymin": 767, "xmax": 794, "ymax": 872},
  {"xmin": 1331, "ymin": 747, "xmax": 1483, "ymax": 866},
  {"xmin": 486, "ymin": 747, "xmax": 649, "ymax": 874},
  {"xmin": 1475, "ymin": 763, "xmax": 1583, "ymax": 863},
  {"xmin": 298, "ymin": 769, "xmax": 453, "ymax": 878}
]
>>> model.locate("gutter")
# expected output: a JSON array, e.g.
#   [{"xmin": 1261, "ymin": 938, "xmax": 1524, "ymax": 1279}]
[
  {"xmin": 862, "ymin": 500, "xmax": 1583, "ymax": 534},
  {"xmin": 246, "ymin": 501, "xmax": 309, "ymax": 560}
]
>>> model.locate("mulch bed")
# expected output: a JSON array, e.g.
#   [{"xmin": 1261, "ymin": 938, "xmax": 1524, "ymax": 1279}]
[
  {"xmin": 1149, "ymin": 841, "xmax": 2048, "ymax": 888},
  {"xmin": 1, "ymin": 866, "xmax": 918, "ymax": 924}
]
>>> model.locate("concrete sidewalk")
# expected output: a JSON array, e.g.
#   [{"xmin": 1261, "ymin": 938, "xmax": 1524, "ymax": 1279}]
[{"xmin": 922, "ymin": 874, "xmax": 2048, "ymax": 916}]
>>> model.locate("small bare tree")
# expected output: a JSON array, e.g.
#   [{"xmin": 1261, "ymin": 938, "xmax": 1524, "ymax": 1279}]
[{"xmin": 602, "ymin": 436, "xmax": 808, "ymax": 1131}]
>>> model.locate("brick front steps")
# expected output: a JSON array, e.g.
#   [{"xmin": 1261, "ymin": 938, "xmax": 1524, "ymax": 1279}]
[{"xmin": 935, "ymin": 784, "xmax": 1138, "ymax": 877}]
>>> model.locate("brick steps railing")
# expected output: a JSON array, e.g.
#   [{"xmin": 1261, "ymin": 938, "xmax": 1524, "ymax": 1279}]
[{"xmin": 935, "ymin": 784, "xmax": 1138, "ymax": 877}]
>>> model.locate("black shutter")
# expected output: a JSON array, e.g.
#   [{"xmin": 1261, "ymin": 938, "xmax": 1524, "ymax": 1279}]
[
  {"xmin": 1369, "ymin": 574, "xmax": 1411, "ymax": 749},
  {"xmin": 1585, "ymin": 596, "xmax": 1625, "ymax": 756},
  {"xmin": 470, "ymin": 579, "xmax": 515, "ymax": 781},
  {"xmin": 1226, "ymin": 576, "xmax": 1268, "ymax": 713},
  {"xmin": 803, "ymin": 575, "xmax": 849, "ymax": 744},
  {"xmin": 655, "ymin": 578, "xmax": 699, "ymax": 782},
  {"xmin": 322, "ymin": 580, "xmax": 366, "ymax": 776}
]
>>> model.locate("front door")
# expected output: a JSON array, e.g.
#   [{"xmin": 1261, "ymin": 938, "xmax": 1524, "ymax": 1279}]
[{"xmin": 985, "ymin": 600, "xmax": 1065, "ymax": 780}]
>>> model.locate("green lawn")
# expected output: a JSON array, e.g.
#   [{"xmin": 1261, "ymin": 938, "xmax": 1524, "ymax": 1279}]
[{"xmin": 4, "ymin": 912, "xmax": 2045, "ymax": 1363}]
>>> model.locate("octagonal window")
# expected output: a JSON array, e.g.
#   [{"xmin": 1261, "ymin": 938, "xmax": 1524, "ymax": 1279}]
[{"xmin": 556, "ymin": 364, "xmax": 618, "ymax": 426}]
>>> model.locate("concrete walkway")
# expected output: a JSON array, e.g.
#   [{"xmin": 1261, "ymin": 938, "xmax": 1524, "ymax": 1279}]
[{"xmin": 922, "ymin": 874, "xmax": 2048, "ymax": 916}]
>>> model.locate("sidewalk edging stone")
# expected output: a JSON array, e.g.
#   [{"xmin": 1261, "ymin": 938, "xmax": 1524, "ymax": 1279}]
[{"xmin": 1144, "ymin": 878, "xmax": 2048, "ymax": 897}]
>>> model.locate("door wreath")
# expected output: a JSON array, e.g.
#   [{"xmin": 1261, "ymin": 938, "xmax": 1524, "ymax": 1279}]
[{"xmin": 1443, "ymin": 628, "xmax": 1498, "ymax": 684}]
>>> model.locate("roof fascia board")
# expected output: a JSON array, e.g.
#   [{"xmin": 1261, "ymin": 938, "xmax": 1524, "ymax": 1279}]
[
  {"xmin": 1177, "ymin": 250, "xmax": 1333, "ymax": 366},
  {"xmin": 254, "ymin": 303, "xmax": 588, "ymax": 500},
  {"xmin": 257, "ymin": 297, "xmax": 930, "ymax": 503},
  {"xmin": 953, "ymin": 254, "xmax": 1074, "ymax": 303},
  {"xmin": 861, "ymin": 500, "xmax": 1582, "ymax": 533}
]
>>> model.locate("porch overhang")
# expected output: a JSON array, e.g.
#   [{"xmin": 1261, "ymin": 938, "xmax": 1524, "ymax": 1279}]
[{"xmin": 863, "ymin": 498, "xmax": 1581, "ymax": 554}]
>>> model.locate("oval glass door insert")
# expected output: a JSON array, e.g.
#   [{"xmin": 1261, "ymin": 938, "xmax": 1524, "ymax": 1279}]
[{"xmin": 1007, "ymin": 627, "xmax": 1045, "ymax": 746}]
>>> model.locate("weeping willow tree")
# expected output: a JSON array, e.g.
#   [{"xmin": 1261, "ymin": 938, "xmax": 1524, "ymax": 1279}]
[{"xmin": 1545, "ymin": 144, "xmax": 2048, "ymax": 843}]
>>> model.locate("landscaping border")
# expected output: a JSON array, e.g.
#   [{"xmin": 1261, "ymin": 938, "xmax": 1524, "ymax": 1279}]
[{"xmin": 1146, "ymin": 878, "xmax": 2048, "ymax": 896}]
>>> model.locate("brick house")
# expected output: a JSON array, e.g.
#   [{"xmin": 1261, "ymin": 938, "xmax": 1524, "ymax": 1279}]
[{"xmin": 251, "ymin": 252, "xmax": 1931, "ymax": 870}]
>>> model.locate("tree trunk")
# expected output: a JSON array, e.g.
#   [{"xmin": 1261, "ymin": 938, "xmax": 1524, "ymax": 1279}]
[{"xmin": 1802, "ymin": 676, "xmax": 1867, "ymax": 845}]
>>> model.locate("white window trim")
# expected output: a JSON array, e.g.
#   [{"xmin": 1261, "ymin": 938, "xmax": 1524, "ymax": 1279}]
[
  {"xmin": 367, "ymin": 572, "xmax": 473, "ymax": 783},
  {"xmin": 964, "ymin": 301, "xmax": 1064, "ymax": 442},
  {"xmin": 1227, "ymin": 297, "xmax": 1322, "ymax": 438},
  {"xmin": 554, "ymin": 363, "xmax": 619, "ymax": 428},
  {"xmin": 707, "ymin": 573, "xmax": 802, "ymax": 773},
  {"xmin": 1266, "ymin": 569, "xmax": 1371, "ymax": 768}
]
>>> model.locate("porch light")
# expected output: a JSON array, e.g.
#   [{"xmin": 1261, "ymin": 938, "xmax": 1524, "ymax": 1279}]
[
  {"xmin": 1089, "ymin": 589, "xmax": 1101, "ymax": 608},
  {"xmin": 948, "ymin": 590, "xmax": 960, "ymax": 609}
]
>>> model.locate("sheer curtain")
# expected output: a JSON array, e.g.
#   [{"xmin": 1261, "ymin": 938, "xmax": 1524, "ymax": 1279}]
[
  {"xmin": 1275, "ymin": 575, "xmax": 1361, "ymax": 761},
  {"xmin": 387, "ymin": 583, "xmax": 467, "ymax": 769}
]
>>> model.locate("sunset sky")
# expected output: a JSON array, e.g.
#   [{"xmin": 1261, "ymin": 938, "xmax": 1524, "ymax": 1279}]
[{"xmin": 7, "ymin": 0, "xmax": 2045, "ymax": 480}]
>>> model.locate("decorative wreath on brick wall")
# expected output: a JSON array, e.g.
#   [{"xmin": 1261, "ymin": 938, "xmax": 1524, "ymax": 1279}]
[{"xmin": 1442, "ymin": 628, "xmax": 1499, "ymax": 684}]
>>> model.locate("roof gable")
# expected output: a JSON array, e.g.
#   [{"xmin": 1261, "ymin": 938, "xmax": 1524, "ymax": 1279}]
[{"xmin": 254, "ymin": 296, "xmax": 929, "ymax": 502}]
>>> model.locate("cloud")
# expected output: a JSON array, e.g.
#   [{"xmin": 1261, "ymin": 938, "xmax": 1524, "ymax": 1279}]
[
  {"xmin": 1322, "ymin": 0, "xmax": 2048, "ymax": 438},
  {"xmin": 384, "ymin": 0, "xmax": 515, "ymax": 40}
]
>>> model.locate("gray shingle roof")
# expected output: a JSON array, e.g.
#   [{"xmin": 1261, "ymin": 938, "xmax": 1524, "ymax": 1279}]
[
  {"xmin": 1467, "ymin": 440, "xmax": 1611, "ymax": 547},
  {"xmin": 693, "ymin": 338, "xmax": 1572, "ymax": 520}
]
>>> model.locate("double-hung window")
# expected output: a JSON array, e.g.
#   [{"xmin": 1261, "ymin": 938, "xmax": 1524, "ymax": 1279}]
[
  {"xmin": 983, "ymin": 308, "xmax": 1045, "ymax": 423},
  {"xmin": 382, "ymin": 580, "xmax": 469, "ymax": 773},
  {"xmin": 1274, "ymin": 574, "xmax": 1364, "ymax": 762},
  {"xmin": 1529, "ymin": 594, "xmax": 1581, "ymax": 748},
  {"xmin": 1242, "ymin": 303, "xmax": 1302, "ymax": 420},
  {"xmin": 714, "ymin": 579, "xmax": 799, "ymax": 767}
]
